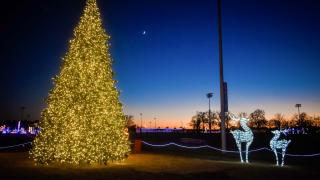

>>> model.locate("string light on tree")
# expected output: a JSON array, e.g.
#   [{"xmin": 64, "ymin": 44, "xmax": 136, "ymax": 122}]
[{"xmin": 30, "ymin": 0, "xmax": 130, "ymax": 165}]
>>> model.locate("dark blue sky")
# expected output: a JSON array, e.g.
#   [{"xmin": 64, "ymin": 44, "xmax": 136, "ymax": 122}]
[{"xmin": 1, "ymin": 0, "xmax": 319, "ymax": 127}]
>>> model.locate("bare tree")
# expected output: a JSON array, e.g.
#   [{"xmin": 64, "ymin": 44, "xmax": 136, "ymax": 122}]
[
  {"xmin": 209, "ymin": 111, "xmax": 221, "ymax": 130},
  {"xmin": 250, "ymin": 109, "xmax": 267, "ymax": 129},
  {"xmin": 206, "ymin": 92, "xmax": 213, "ymax": 132},
  {"xmin": 269, "ymin": 113, "xmax": 285, "ymax": 129},
  {"xmin": 189, "ymin": 112, "xmax": 202, "ymax": 132},
  {"xmin": 311, "ymin": 115, "xmax": 320, "ymax": 127},
  {"xmin": 198, "ymin": 112, "xmax": 207, "ymax": 131},
  {"xmin": 292, "ymin": 112, "xmax": 312, "ymax": 128},
  {"xmin": 125, "ymin": 115, "xmax": 135, "ymax": 128}
]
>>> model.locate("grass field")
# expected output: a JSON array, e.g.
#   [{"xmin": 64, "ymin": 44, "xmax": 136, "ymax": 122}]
[
  {"xmin": 0, "ymin": 151, "xmax": 319, "ymax": 180},
  {"xmin": 1, "ymin": 133, "xmax": 319, "ymax": 179}
]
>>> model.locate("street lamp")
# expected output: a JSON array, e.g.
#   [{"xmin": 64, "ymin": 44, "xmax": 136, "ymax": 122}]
[
  {"xmin": 207, "ymin": 92, "xmax": 213, "ymax": 133},
  {"xmin": 154, "ymin": 117, "xmax": 157, "ymax": 129}
]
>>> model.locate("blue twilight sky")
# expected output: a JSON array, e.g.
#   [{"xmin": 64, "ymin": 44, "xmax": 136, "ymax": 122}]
[{"xmin": 0, "ymin": 0, "xmax": 319, "ymax": 127}]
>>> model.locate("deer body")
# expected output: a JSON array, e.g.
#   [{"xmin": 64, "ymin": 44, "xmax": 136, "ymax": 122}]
[
  {"xmin": 230, "ymin": 115, "xmax": 253, "ymax": 163},
  {"xmin": 270, "ymin": 130, "xmax": 291, "ymax": 166}
]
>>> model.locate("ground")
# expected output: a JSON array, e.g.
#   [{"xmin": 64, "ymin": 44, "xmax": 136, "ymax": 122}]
[
  {"xmin": 0, "ymin": 152, "xmax": 319, "ymax": 180},
  {"xmin": 1, "ymin": 133, "xmax": 319, "ymax": 179}
]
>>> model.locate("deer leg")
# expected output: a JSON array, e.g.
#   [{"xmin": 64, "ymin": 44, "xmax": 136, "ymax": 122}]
[
  {"xmin": 281, "ymin": 148, "xmax": 286, "ymax": 166},
  {"xmin": 236, "ymin": 142, "xmax": 243, "ymax": 163},
  {"xmin": 273, "ymin": 149, "xmax": 279, "ymax": 166},
  {"xmin": 245, "ymin": 141, "xmax": 252, "ymax": 163}
]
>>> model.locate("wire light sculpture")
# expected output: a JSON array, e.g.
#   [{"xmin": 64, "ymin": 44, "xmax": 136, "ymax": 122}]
[
  {"xmin": 229, "ymin": 113, "xmax": 254, "ymax": 163},
  {"xmin": 270, "ymin": 130, "xmax": 291, "ymax": 166}
]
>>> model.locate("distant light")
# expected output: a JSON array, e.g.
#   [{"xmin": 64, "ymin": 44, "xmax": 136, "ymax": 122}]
[{"xmin": 142, "ymin": 30, "xmax": 146, "ymax": 35}]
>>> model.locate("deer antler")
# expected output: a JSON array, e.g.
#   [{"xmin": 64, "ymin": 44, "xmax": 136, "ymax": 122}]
[{"xmin": 227, "ymin": 112, "xmax": 240, "ymax": 121}]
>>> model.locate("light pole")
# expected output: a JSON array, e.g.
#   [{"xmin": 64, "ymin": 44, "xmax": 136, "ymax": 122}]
[
  {"xmin": 154, "ymin": 117, "xmax": 157, "ymax": 129},
  {"xmin": 295, "ymin": 104, "xmax": 302, "ymax": 125},
  {"xmin": 207, "ymin": 93, "xmax": 213, "ymax": 133},
  {"xmin": 217, "ymin": 0, "xmax": 227, "ymax": 151}
]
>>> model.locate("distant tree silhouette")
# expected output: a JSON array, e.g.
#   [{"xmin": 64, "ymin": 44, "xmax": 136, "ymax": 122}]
[
  {"xmin": 125, "ymin": 115, "xmax": 136, "ymax": 137},
  {"xmin": 292, "ymin": 112, "xmax": 312, "ymax": 128},
  {"xmin": 314, "ymin": 116, "xmax": 320, "ymax": 127},
  {"xmin": 269, "ymin": 113, "xmax": 285, "ymax": 129},
  {"xmin": 250, "ymin": 109, "xmax": 267, "ymax": 128},
  {"xmin": 125, "ymin": 115, "xmax": 136, "ymax": 128},
  {"xmin": 190, "ymin": 112, "xmax": 202, "ymax": 132},
  {"xmin": 211, "ymin": 111, "xmax": 221, "ymax": 130},
  {"xmin": 191, "ymin": 111, "xmax": 235, "ymax": 131},
  {"xmin": 206, "ymin": 92, "xmax": 213, "ymax": 132},
  {"xmin": 198, "ymin": 112, "xmax": 207, "ymax": 131}
]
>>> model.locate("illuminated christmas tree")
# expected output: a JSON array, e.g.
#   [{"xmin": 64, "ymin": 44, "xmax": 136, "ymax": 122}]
[{"xmin": 31, "ymin": 0, "xmax": 130, "ymax": 165}]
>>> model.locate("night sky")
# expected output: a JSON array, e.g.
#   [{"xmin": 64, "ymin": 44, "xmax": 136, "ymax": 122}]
[{"xmin": 1, "ymin": 0, "xmax": 320, "ymax": 127}]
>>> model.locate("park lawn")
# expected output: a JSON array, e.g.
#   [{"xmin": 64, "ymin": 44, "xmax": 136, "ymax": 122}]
[{"xmin": 0, "ymin": 152, "xmax": 319, "ymax": 180}]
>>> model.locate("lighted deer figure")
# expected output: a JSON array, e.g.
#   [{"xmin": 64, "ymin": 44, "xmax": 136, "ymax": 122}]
[
  {"xmin": 229, "ymin": 113, "xmax": 254, "ymax": 163},
  {"xmin": 270, "ymin": 130, "xmax": 291, "ymax": 166}
]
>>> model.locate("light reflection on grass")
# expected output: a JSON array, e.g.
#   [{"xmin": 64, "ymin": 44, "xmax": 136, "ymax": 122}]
[{"xmin": 0, "ymin": 152, "xmax": 315, "ymax": 179}]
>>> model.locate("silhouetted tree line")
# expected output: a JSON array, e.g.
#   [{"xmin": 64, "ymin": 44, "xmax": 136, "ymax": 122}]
[
  {"xmin": 189, "ymin": 109, "xmax": 320, "ymax": 132},
  {"xmin": 189, "ymin": 111, "xmax": 227, "ymax": 132}
]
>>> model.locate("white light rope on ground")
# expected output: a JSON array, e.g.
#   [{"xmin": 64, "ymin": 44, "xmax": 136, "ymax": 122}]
[
  {"xmin": 1, "ymin": 141, "xmax": 320, "ymax": 157},
  {"xmin": 141, "ymin": 141, "xmax": 320, "ymax": 157},
  {"xmin": 143, "ymin": 141, "xmax": 239, "ymax": 153},
  {"xmin": 285, "ymin": 153, "xmax": 320, "ymax": 157},
  {"xmin": 0, "ymin": 142, "xmax": 32, "ymax": 150}
]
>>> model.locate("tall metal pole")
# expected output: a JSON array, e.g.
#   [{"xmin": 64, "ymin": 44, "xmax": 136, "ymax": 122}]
[
  {"xmin": 218, "ymin": 0, "xmax": 226, "ymax": 151},
  {"xmin": 209, "ymin": 97, "xmax": 211, "ymax": 132}
]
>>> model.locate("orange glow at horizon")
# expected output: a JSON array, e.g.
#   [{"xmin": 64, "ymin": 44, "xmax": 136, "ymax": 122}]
[{"xmin": 124, "ymin": 100, "xmax": 320, "ymax": 129}]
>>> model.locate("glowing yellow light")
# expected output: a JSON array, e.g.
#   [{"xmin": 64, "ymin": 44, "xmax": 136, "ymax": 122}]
[{"xmin": 30, "ymin": 0, "xmax": 130, "ymax": 165}]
